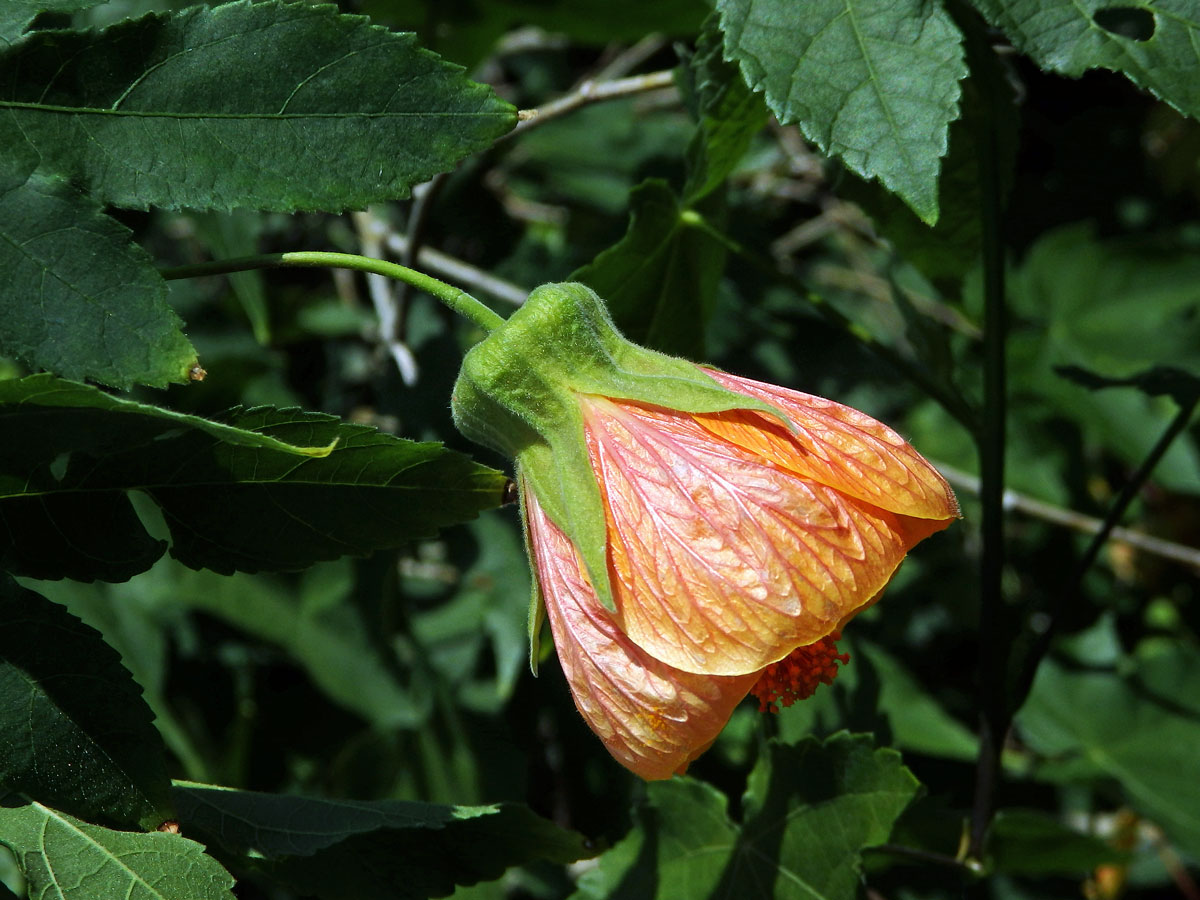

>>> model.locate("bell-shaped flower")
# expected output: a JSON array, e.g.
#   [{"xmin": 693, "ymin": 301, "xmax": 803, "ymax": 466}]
[{"xmin": 451, "ymin": 284, "xmax": 958, "ymax": 779}]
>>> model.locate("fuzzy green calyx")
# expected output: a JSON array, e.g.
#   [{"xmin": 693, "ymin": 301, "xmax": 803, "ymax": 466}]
[{"xmin": 450, "ymin": 282, "xmax": 785, "ymax": 618}]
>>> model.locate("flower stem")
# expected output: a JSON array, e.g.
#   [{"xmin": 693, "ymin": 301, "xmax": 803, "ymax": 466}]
[{"xmin": 161, "ymin": 251, "xmax": 507, "ymax": 334}]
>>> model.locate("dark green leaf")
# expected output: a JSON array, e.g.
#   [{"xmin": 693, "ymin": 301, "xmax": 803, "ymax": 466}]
[
  {"xmin": 988, "ymin": 809, "xmax": 1126, "ymax": 876},
  {"xmin": 571, "ymin": 180, "xmax": 726, "ymax": 358},
  {"xmin": 169, "ymin": 562, "xmax": 430, "ymax": 729},
  {"xmin": 0, "ymin": 375, "xmax": 507, "ymax": 581},
  {"xmin": 1006, "ymin": 224, "xmax": 1200, "ymax": 493},
  {"xmin": 775, "ymin": 638, "xmax": 978, "ymax": 762},
  {"xmin": 173, "ymin": 783, "xmax": 591, "ymax": 900},
  {"xmin": 0, "ymin": 0, "xmax": 107, "ymax": 46},
  {"xmin": 410, "ymin": 515, "xmax": 530, "ymax": 709},
  {"xmin": 717, "ymin": 0, "xmax": 967, "ymax": 223},
  {"xmin": 681, "ymin": 14, "xmax": 768, "ymax": 204},
  {"xmin": 1055, "ymin": 364, "xmax": 1200, "ymax": 408},
  {"xmin": 0, "ymin": 175, "xmax": 197, "ymax": 389},
  {"xmin": 0, "ymin": 1, "xmax": 516, "ymax": 211},
  {"xmin": 0, "ymin": 802, "xmax": 235, "ymax": 900},
  {"xmin": 25, "ymin": 572, "xmax": 208, "ymax": 782},
  {"xmin": 972, "ymin": 0, "xmax": 1200, "ymax": 120},
  {"xmin": 362, "ymin": 0, "xmax": 706, "ymax": 67},
  {"xmin": 574, "ymin": 733, "xmax": 920, "ymax": 900},
  {"xmin": 1018, "ymin": 656, "xmax": 1200, "ymax": 858},
  {"xmin": 0, "ymin": 577, "xmax": 173, "ymax": 830}
]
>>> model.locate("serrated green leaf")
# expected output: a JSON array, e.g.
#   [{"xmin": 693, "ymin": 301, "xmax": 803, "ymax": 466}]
[
  {"xmin": 571, "ymin": 179, "xmax": 726, "ymax": 358},
  {"xmin": 1018, "ymin": 655, "xmax": 1200, "ymax": 858},
  {"xmin": 844, "ymin": 16, "xmax": 1019, "ymax": 289},
  {"xmin": 972, "ymin": 0, "xmax": 1200, "ymax": 120},
  {"xmin": 173, "ymin": 783, "xmax": 591, "ymax": 900},
  {"xmin": 0, "ymin": 577, "xmax": 173, "ymax": 830},
  {"xmin": 0, "ymin": 175, "xmax": 197, "ymax": 389},
  {"xmin": 0, "ymin": 0, "xmax": 107, "ymax": 46},
  {"xmin": 0, "ymin": 1, "xmax": 516, "ymax": 212},
  {"xmin": 717, "ymin": 0, "xmax": 967, "ymax": 223},
  {"xmin": 682, "ymin": 14, "xmax": 768, "ymax": 204},
  {"xmin": 0, "ymin": 375, "xmax": 506, "ymax": 581},
  {"xmin": 0, "ymin": 802, "xmax": 235, "ymax": 900},
  {"xmin": 573, "ymin": 733, "xmax": 919, "ymax": 900}
]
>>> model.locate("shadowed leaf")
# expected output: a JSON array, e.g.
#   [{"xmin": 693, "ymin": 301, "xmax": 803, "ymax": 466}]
[{"xmin": 0, "ymin": 577, "xmax": 173, "ymax": 830}]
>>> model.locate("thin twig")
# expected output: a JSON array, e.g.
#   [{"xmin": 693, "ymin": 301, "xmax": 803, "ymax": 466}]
[
  {"xmin": 682, "ymin": 212, "xmax": 977, "ymax": 431},
  {"xmin": 511, "ymin": 69, "xmax": 678, "ymax": 137},
  {"xmin": 933, "ymin": 461, "xmax": 1200, "ymax": 572},
  {"xmin": 381, "ymin": 229, "xmax": 529, "ymax": 307},
  {"xmin": 395, "ymin": 173, "xmax": 448, "ymax": 311},
  {"xmin": 353, "ymin": 208, "xmax": 528, "ymax": 306},
  {"xmin": 592, "ymin": 34, "xmax": 668, "ymax": 82},
  {"xmin": 351, "ymin": 211, "xmax": 419, "ymax": 385}
]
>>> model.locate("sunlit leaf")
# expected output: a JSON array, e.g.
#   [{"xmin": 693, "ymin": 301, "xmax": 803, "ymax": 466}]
[
  {"xmin": 717, "ymin": 0, "xmax": 966, "ymax": 223},
  {"xmin": 0, "ymin": 802, "xmax": 235, "ymax": 900},
  {"xmin": 972, "ymin": 0, "xmax": 1200, "ymax": 120},
  {"xmin": 0, "ymin": 1, "xmax": 516, "ymax": 211},
  {"xmin": 0, "ymin": 176, "xmax": 196, "ymax": 389},
  {"xmin": 573, "ymin": 733, "xmax": 919, "ymax": 900},
  {"xmin": 681, "ymin": 13, "xmax": 768, "ymax": 205}
]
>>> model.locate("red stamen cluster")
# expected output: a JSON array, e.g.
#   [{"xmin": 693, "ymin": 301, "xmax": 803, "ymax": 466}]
[{"xmin": 751, "ymin": 632, "xmax": 850, "ymax": 713}]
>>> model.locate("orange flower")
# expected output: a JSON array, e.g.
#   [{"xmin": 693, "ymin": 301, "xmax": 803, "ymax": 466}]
[
  {"xmin": 451, "ymin": 282, "xmax": 958, "ymax": 779},
  {"xmin": 525, "ymin": 370, "xmax": 958, "ymax": 779}
]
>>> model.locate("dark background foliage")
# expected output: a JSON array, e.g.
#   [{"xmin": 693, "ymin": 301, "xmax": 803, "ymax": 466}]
[{"xmin": 2, "ymin": 0, "xmax": 1199, "ymax": 898}]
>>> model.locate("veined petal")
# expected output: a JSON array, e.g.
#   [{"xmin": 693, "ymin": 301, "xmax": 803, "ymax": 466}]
[
  {"xmin": 701, "ymin": 369, "xmax": 959, "ymax": 523},
  {"xmin": 582, "ymin": 395, "xmax": 951, "ymax": 676},
  {"xmin": 526, "ymin": 485, "xmax": 756, "ymax": 780}
]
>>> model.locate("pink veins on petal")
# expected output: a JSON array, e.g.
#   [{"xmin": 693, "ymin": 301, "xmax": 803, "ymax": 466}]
[
  {"xmin": 579, "ymin": 377, "xmax": 957, "ymax": 678},
  {"xmin": 526, "ymin": 485, "xmax": 756, "ymax": 780}
]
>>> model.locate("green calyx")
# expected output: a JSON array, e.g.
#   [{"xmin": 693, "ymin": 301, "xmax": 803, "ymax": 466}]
[{"xmin": 450, "ymin": 282, "xmax": 785, "ymax": 625}]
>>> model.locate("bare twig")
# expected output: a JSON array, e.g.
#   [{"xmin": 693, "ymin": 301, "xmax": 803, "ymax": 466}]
[
  {"xmin": 934, "ymin": 461, "xmax": 1200, "ymax": 572},
  {"xmin": 511, "ymin": 69, "xmax": 678, "ymax": 137},
  {"xmin": 352, "ymin": 209, "xmax": 528, "ymax": 308},
  {"xmin": 592, "ymin": 34, "xmax": 668, "ymax": 82},
  {"xmin": 351, "ymin": 211, "xmax": 419, "ymax": 385},
  {"xmin": 380, "ymin": 229, "xmax": 529, "ymax": 307}
]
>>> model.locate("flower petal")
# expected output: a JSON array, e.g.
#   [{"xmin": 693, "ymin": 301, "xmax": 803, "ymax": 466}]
[
  {"xmin": 701, "ymin": 369, "xmax": 959, "ymax": 523},
  {"xmin": 526, "ymin": 485, "xmax": 756, "ymax": 780},
  {"xmin": 582, "ymin": 395, "xmax": 951, "ymax": 676}
]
